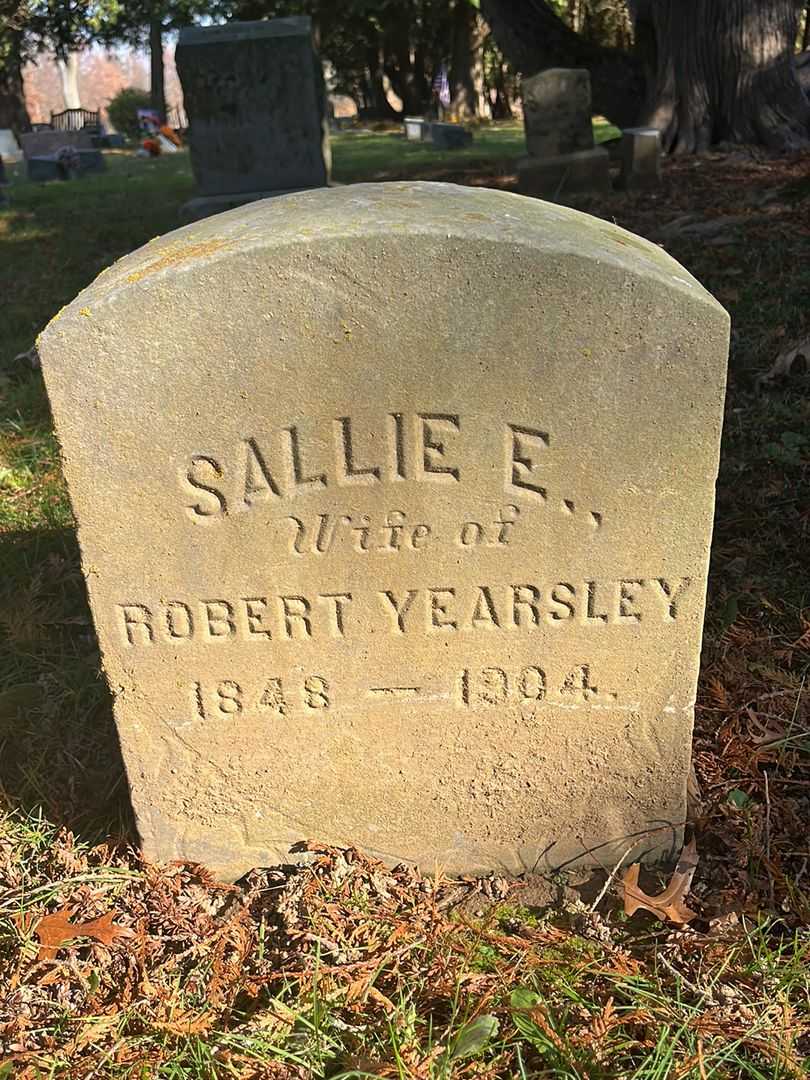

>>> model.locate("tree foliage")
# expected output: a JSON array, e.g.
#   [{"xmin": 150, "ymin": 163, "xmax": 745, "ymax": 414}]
[
  {"xmin": 105, "ymin": 83, "xmax": 150, "ymax": 136},
  {"xmin": 228, "ymin": 0, "xmax": 515, "ymax": 119}
]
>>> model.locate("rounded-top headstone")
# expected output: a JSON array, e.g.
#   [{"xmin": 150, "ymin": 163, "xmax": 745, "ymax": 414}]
[{"xmin": 39, "ymin": 182, "xmax": 729, "ymax": 880}]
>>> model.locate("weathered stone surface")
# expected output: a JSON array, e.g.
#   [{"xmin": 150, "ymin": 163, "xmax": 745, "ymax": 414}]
[
  {"xmin": 179, "ymin": 189, "xmax": 303, "ymax": 225},
  {"xmin": 522, "ymin": 68, "xmax": 595, "ymax": 158},
  {"xmin": 619, "ymin": 127, "xmax": 662, "ymax": 191},
  {"xmin": 176, "ymin": 17, "xmax": 330, "ymax": 203},
  {"xmin": 39, "ymin": 182, "xmax": 729, "ymax": 881},
  {"xmin": 518, "ymin": 146, "xmax": 611, "ymax": 198}
]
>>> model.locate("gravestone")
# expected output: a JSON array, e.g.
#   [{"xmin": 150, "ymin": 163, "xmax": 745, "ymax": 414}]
[
  {"xmin": 0, "ymin": 129, "xmax": 21, "ymax": 162},
  {"xmin": 176, "ymin": 17, "xmax": 331, "ymax": 223},
  {"xmin": 27, "ymin": 149, "xmax": 105, "ymax": 182},
  {"xmin": 20, "ymin": 130, "xmax": 94, "ymax": 158},
  {"xmin": 404, "ymin": 117, "xmax": 431, "ymax": 142},
  {"xmin": 93, "ymin": 132, "xmax": 126, "ymax": 149},
  {"xmin": 26, "ymin": 157, "xmax": 64, "ymax": 182},
  {"xmin": 619, "ymin": 127, "xmax": 662, "ymax": 191},
  {"xmin": 39, "ymin": 182, "xmax": 729, "ymax": 881},
  {"xmin": 518, "ymin": 68, "xmax": 610, "ymax": 198},
  {"xmin": 429, "ymin": 122, "xmax": 473, "ymax": 149}
]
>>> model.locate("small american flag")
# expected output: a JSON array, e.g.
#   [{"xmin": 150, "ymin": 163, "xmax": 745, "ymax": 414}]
[{"xmin": 432, "ymin": 64, "xmax": 451, "ymax": 108}]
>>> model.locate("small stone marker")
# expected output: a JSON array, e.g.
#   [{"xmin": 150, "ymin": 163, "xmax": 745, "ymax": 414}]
[
  {"xmin": 619, "ymin": 127, "xmax": 662, "ymax": 190},
  {"xmin": 176, "ymin": 17, "xmax": 331, "ymax": 223},
  {"xmin": 39, "ymin": 182, "xmax": 729, "ymax": 881},
  {"xmin": 404, "ymin": 117, "xmax": 431, "ymax": 142},
  {"xmin": 518, "ymin": 68, "xmax": 610, "ymax": 198},
  {"xmin": 0, "ymin": 128, "xmax": 21, "ymax": 162}
]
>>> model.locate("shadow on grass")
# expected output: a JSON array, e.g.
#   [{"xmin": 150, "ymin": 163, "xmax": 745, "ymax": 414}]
[{"xmin": 0, "ymin": 526, "xmax": 134, "ymax": 841}]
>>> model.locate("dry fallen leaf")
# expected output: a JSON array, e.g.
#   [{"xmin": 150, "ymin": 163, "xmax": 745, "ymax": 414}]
[
  {"xmin": 34, "ymin": 908, "xmax": 135, "ymax": 961},
  {"xmin": 716, "ymin": 287, "xmax": 740, "ymax": 303},
  {"xmin": 622, "ymin": 838, "xmax": 699, "ymax": 925},
  {"xmin": 757, "ymin": 335, "xmax": 809, "ymax": 388}
]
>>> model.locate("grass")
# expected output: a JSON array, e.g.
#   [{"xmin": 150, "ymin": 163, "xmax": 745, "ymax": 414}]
[
  {"xmin": 0, "ymin": 126, "xmax": 809, "ymax": 1077},
  {"xmin": 330, "ymin": 119, "xmax": 618, "ymax": 184}
]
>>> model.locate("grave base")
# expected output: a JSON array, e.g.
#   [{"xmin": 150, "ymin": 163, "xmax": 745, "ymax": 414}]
[
  {"xmin": 180, "ymin": 186, "xmax": 328, "ymax": 223},
  {"xmin": 27, "ymin": 149, "xmax": 106, "ymax": 182},
  {"xmin": 430, "ymin": 122, "xmax": 473, "ymax": 149},
  {"xmin": 518, "ymin": 146, "xmax": 611, "ymax": 199}
]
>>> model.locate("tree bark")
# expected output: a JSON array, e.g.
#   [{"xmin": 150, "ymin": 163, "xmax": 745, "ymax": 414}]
[
  {"xmin": 480, "ymin": 0, "xmax": 644, "ymax": 127},
  {"xmin": 450, "ymin": 1, "xmax": 488, "ymax": 119},
  {"xmin": 0, "ymin": 29, "xmax": 29, "ymax": 134},
  {"xmin": 363, "ymin": 45, "xmax": 400, "ymax": 120},
  {"xmin": 56, "ymin": 51, "xmax": 81, "ymax": 109},
  {"xmin": 644, "ymin": 0, "xmax": 810, "ymax": 152},
  {"xmin": 149, "ymin": 14, "xmax": 165, "ymax": 121},
  {"xmin": 383, "ymin": 2, "xmax": 427, "ymax": 115}
]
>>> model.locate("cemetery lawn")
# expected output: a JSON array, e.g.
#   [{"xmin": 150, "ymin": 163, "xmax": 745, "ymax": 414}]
[{"xmin": 0, "ymin": 141, "xmax": 809, "ymax": 1077}]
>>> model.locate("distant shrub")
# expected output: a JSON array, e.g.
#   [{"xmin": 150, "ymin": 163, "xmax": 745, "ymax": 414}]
[{"xmin": 107, "ymin": 87, "xmax": 151, "ymax": 141}]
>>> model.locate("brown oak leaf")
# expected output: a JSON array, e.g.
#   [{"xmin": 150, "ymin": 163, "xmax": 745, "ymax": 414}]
[
  {"xmin": 34, "ymin": 908, "xmax": 135, "ymax": 961},
  {"xmin": 622, "ymin": 838, "xmax": 699, "ymax": 925}
]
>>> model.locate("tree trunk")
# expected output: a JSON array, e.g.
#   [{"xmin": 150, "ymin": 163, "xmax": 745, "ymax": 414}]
[
  {"xmin": 483, "ymin": 0, "xmax": 810, "ymax": 150},
  {"xmin": 56, "ymin": 51, "xmax": 81, "ymax": 110},
  {"xmin": 149, "ymin": 15, "xmax": 165, "ymax": 121},
  {"xmin": 383, "ymin": 3, "xmax": 426, "ymax": 115},
  {"xmin": 480, "ymin": 0, "xmax": 644, "ymax": 127},
  {"xmin": 363, "ymin": 46, "xmax": 400, "ymax": 120},
  {"xmin": 0, "ymin": 30, "xmax": 29, "ymax": 134},
  {"xmin": 450, "ymin": 1, "xmax": 488, "ymax": 119},
  {"xmin": 803, "ymin": 3, "xmax": 810, "ymax": 50},
  {"xmin": 644, "ymin": 0, "xmax": 810, "ymax": 152}
]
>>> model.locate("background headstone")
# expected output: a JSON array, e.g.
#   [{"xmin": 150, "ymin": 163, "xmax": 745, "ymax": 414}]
[
  {"xmin": 27, "ymin": 148, "xmax": 105, "ymax": 181},
  {"xmin": 0, "ymin": 129, "xmax": 22, "ymax": 162},
  {"xmin": 39, "ymin": 182, "xmax": 729, "ymax": 882},
  {"xmin": 176, "ymin": 17, "xmax": 331, "ymax": 223},
  {"xmin": 522, "ymin": 68, "xmax": 594, "ymax": 158},
  {"xmin": 20, "ymin": 130, "xmax": 94, "ymax": 158},
  {"xmin": 404, "ymin": 117, "xmax": 431, "ymax": 142},
  {"xmin": 429, "ymin": 122, "xmax": 473, "ymax": 149},
  {"xmin": 619, "ymin": 127, "xmax": 662, "ymax": 190},
  {"xmin": 518, "ymin": 68, "xmax": 610, "ymax": 198}
]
